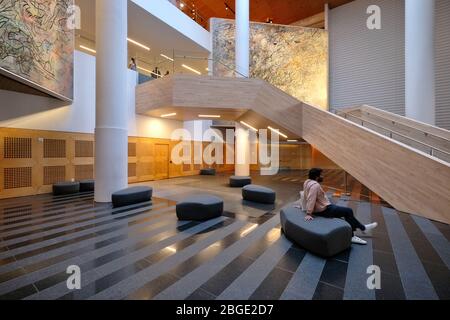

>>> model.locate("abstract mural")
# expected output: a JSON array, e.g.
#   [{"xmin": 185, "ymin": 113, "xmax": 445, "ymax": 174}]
[
  {"xmin": 211, "ymin": 18, "xmax": 328, "ymax": 110},
  {"xmin": 0, "ymin": 0, "xmax": 74, "ymax": 100}
]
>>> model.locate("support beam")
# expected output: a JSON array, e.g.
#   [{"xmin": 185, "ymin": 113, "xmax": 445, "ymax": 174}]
[
  {"xmin": 405, "ymin": 0, "xmax": 436, "ymax": 125},
  {"xmin": 95, "ymin": 0, "xmax": 129, "ymax": 202},
  {"xmin": 235, "ymin": 0, "xmax": 250, "ymax": 77},
  {"xmin": 235, "ymin": 123, "xmax": 250, "ymax": 177}
]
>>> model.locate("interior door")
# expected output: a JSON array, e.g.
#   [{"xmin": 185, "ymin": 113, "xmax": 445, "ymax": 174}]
[{"xmin": 154, "ymin": 144, "xmax": 169, "ymax": 180}]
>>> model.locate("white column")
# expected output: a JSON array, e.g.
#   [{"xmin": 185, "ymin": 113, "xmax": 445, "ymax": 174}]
[
  {"xmin": 235, "ymin": 0, "xmax": 250, "ymax": 77},
  {"xmin": 235, "ymin": 124, "xmax": 250, "ymax": 177},
  {"xmin": 95, "ymin": 0, "xmax": 128, "ymax": 202},
  {"xmin": 405, "ymin": 0, "xmax": 436, "ymax": 125}
]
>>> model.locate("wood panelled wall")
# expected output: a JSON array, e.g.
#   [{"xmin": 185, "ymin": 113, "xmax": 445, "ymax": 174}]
[
  {"xmin": 0, "ymin": 127, "xmax": 336, "ymax": 200},
  {"xmin": 0, "ymin": 128, "xmax": 234, "ymax": 199}
]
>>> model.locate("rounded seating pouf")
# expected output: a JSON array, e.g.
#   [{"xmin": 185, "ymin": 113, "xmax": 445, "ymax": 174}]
[
  {"xmin": 176, "ymin": 195, "xmax": 223, "ymax": 221},
  {"xmin": 242, "ymin": 185, "xmax": 276, "ymax": 204},
  {"xmin": 53, "ymin": 182, "xmax": 80, "ymax": 196},
  {"xmin": 229, "ymin": 176, "xmax": 252, "ymax": 188},
  {"xmin": 112, "ymin": 186, "xmax": 152, "ymax": 208},
  {"xmin": 280, "ymin": 207, "xmax": 352, "ymax": 258},
  {"xmin": 79, "ymin": 179, "xmax": 95, "ymax": 192},
  {"xmin": 200, "ymin": 168, "xmax": 216, "ymax": 176}
]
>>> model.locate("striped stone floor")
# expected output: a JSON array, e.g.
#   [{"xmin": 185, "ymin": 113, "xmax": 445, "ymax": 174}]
[{"xmin": 0, "ymin": 172, "xmax": 449, "ymax": 300}]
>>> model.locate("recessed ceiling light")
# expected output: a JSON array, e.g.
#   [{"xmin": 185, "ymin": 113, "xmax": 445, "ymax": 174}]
[
  {"xmin": 180, "ymin": 3, "xmax": 185, "ymax": 8},
  {"xmin": 240, "ymin": 121, "xmax": 258, "ymax": 132},
  {"xmin": 79, "ymin": 45, "xmax": 96, "ymax": 53},
  {"xmin": 199, "ymin": 115, "xmax": 221, "ymax": 118},
  {"xmin": 127, "ymin": 38, "xmax": 150, "ymax": 51},
  {"xmin": 287, "ymin": 140, "xmax": 298, "ymax": 142},
  {"xmin": 268, "ymin": 126, "xmax": 288, "ymax": 139},
  {"xmin": 160, "ymin": 54, "xmax": 174, "ymax": 62},
  {"xmin": 182, "ymin": 64, "xmax": 201, "ymax": 75},
  {"xmin": 161, "ymin": 113, "xmax": 177, "ymax": 118}
]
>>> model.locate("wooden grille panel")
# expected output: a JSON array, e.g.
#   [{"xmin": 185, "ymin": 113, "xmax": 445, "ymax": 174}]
[
  {"xmin": 4, "ymin": 167, "xmax": 32, "ymax": 189},
  {"xmin": 75, "ymin": 140, "xmax": 94, "ymax": 158},
  {"xmin": 44, "ymin": 166, "xmax": 66, "ymax": 185},
  {"xmin": 44, "ymin": 139, "xmax": 66, "ymax": 158},
  {"xmin": 4, "ymin": 137, "xmax": 32, "ymax": 159},
  {"xmin": 128, "ymin": 143, "xmax": 137, "ymax": 157},
  {"xmin": 128, "ymin": 163, "xmax": 137, "ymax": 177},
  {"xmin": 75, "ymin": 165, "xmax": 94, "ymax": 180}
]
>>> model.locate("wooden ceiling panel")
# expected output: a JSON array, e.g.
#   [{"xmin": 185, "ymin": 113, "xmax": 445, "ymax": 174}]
[{"xmin": 187, "ymin": 0, "xmax": 354, "ymax": 26}]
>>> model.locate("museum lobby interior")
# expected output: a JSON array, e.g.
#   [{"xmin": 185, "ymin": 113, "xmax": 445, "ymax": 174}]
[{"xmin": 0, "ymin": 0, "xmax": 449, "ymax": 301}]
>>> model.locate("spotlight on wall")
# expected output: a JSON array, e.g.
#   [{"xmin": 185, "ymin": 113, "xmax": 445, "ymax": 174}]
[
  {"xmin": 224, "ymin": 2, "xmax": 235, "ymax": 14},
  {"xmin": 240, "ymin": 121, "xmax": 258, "ymax": 132},
  {"xmin": 161, "ymin": 113, "xmax": 177, "ymax": 118},
  {"xmin": 268, "ymin": 126, "xmax": 288, "ymax": 139}
]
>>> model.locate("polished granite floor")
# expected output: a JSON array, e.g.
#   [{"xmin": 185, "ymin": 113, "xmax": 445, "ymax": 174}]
[{"xmin": 0, "ymin": 170, "xmax": 449, "ymax": 300}]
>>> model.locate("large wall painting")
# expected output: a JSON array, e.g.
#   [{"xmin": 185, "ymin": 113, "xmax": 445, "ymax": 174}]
[
  {"xmin": 211, "ymin": 18, "xmax": 328, "ymax": 110},
  {"xmin": 0, "ymin": 0, "xmax": 74, "ymax": 100}
]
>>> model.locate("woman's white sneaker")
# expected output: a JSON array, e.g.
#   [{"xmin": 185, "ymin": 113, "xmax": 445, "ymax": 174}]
[
  {"xmin": 351, "ymin": 236, "xmax": 367, "ymax": 245},
  {"xmin": 362, "ymin": 222, "xmax": 378, "ymax": 234}
]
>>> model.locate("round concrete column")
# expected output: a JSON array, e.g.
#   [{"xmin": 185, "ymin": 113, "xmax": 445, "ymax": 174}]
[
  {"xmin": 235, "ymin": 0, "xmax": 250, "ymax": 77},
  {"xmin": 95, "ymin": 0, "xmax": 128, "ymax": 202},
  {"xmin": 235, "ymin": 124, "xmax": 250, "ymax": 177},
  {"xmin": 405, "ymin": 0, "xmax": 436, "ymax": 125}
]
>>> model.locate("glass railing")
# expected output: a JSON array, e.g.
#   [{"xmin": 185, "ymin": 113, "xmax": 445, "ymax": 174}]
[
  {"xmin": 134, "ymin": 51, "xmax": 247, "ymax": 84},
  {"xmin": 167, "ymin": 0, "xmax": 208, "ymax": 30}
]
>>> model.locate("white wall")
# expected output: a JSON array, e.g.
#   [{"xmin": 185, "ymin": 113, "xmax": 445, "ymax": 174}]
[
  {"xmin": 436, "ymin": 0, "xmax": 450, "ymax": 130},
  {"xmin": 183, "ymin": 120, "xmax": 214, "ymax": 142},
  {"xmin": 0, "ymin": 50, "xmax": 184, "ymax": 139},
  {"xmin": 329, "ymin": 0, "xmax": 405, "ymax": 115},
  {"xmin": 329, "ymin": 0, "xmax": 450, "ymax": 130}
]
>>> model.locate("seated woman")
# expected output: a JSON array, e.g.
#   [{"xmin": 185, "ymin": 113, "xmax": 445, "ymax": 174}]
[{"xmin": 302, "ymin": 168, "xmax": 378, "ymax": 245}]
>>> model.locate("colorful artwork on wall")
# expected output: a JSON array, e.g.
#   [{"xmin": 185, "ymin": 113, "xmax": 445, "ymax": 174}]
[
  {"xmin": 0, "ymin": 0, "xmax": 74, "ymax": 100},
  {"xmin": 211, "ymin": 18, "xmax": 328, "ymax": 110}
]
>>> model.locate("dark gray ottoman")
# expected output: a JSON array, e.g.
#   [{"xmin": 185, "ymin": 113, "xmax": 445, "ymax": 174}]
[
  {"xmin": 280, "ymin": 207, "xmax": 352, "ymax": 257},
  {"xmin": 112, "ymin": 186, "xmax": 152, "ymax": 208},
  {"xmin": 230, "ymin": 176, "xmax": 252, "ymax": 188},
  {"xmin": 53, "ymin": 182, "xmax": 80, "ymax": 196},
  {"xmin": 200, "ymin": 168, "xmax": 216, "ymax": 176},
  {"xmin": 242, "ymin": 185, "xmax": 276, "ymax": 204},
  {"xmin": 176, "ymin": 195, "xmax": 223, "ymax": 221},
  {"xmin": 79, "ymin": 180, "xmax": 95, "ymax": 192}
]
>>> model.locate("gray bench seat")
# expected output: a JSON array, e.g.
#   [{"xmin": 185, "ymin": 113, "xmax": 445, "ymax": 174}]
[
  {"xmin": 53, "ymin": 182, "xmax": 80, "ymax": 196},
  {"xmin": 176, "ymin": 195, "xmax": 223, "ymax": 221},
  {"xmin": 79, "ymin": 179, "xmax": 95, "ymax": 192},
  {"xmin": 112, "ymin": 186, "xmax": 152, "ymax": 208},
  {"xmin": 230, "ymin": 176, "xmax": 252, "ymax": 188},
  {"xmin": 200, "ymin": 168, "xmax": 216, "ymax": 176},
  {"xmin": 242, "ymin": 185, "xmax": 276, "ymax": 204},
  {"xmin": 280, "ymin": 206, "xmax": 352, "ymax": 257}
]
